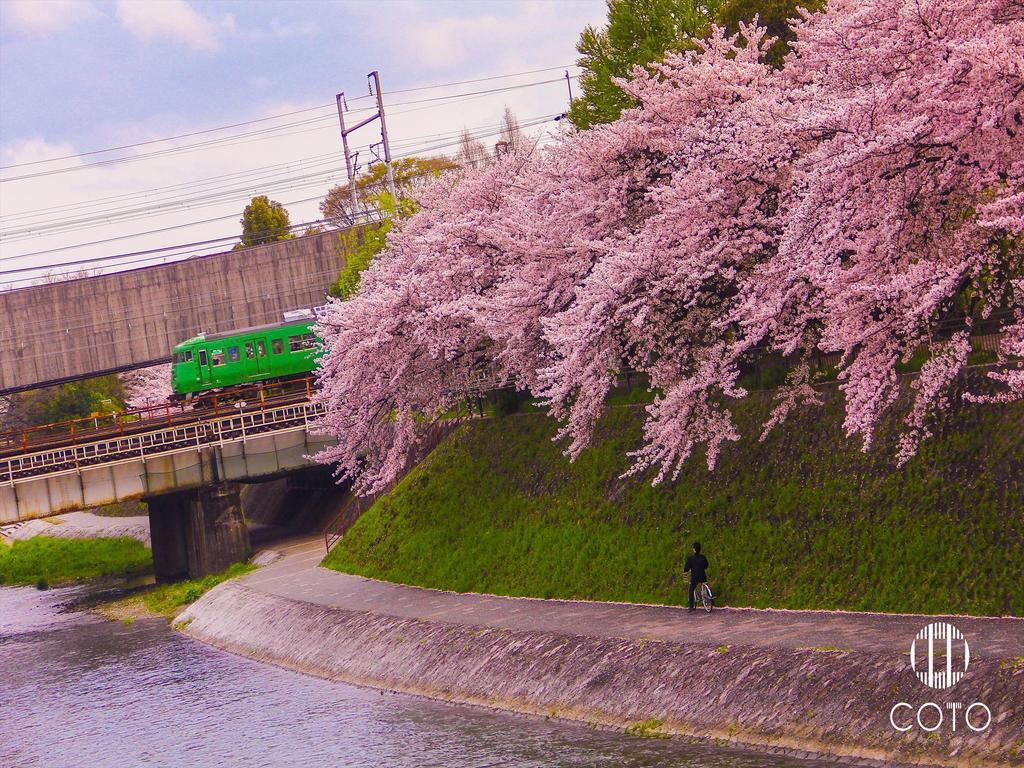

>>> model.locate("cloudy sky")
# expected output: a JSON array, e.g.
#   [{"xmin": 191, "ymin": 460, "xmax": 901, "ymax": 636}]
[{"xmin": 0, "ymin": 0, "xmax": 604, "ymax": 287}]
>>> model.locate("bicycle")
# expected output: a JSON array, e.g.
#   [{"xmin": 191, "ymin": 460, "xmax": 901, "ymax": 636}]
[{"xmin": 693, "ymin": 581, "xmax": 715, "ymax": 613}]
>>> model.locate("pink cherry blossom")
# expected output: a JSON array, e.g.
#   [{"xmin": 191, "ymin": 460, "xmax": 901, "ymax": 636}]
[
  {"xmin": 120, "ymin": 364, "xmax": 174, "ymax": 410},
  {"xmin": 313, "ymin": 0, "xmax": 1023, "ymax": 492}
]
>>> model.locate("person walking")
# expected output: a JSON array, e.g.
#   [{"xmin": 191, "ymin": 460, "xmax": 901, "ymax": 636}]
[{"xmin": 684, "ymin": 541, "xmax": 709, "ymax": 613}]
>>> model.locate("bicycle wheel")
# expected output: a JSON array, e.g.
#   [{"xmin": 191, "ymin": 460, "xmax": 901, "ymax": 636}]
[{"xmin": 700, "ymin": 583, "xmax": 714, "ymax": 612}]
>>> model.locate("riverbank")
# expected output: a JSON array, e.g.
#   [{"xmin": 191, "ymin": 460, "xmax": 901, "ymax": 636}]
[
  {"xmin": 1, "ymin": 509, "xmax": 151, "ymax": 546},
  {"xmin": 324, "ymin": 388, "xmax": 1023, "ymax": 615},
  {"xmin": 0, "ymin": 536, "xmax": 151, "ymax": 587},
  {"xmin": 92, "ymin": 562, "xmax": 257, "ymax": 622},
  {"xmin": 180, "ymin": 540, "xmax": 1024, "ymax": 768},
  {"xmin": 3, "ymin": 585, "xmax": 824, "ymax": 768}
]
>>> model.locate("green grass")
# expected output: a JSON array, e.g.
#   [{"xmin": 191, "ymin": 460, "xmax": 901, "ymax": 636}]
[
  {"xmin": 93, "ymin": 500, "xmax": 148, "ymax": 517},
  {"xmin": 142, "ymin": 562, "xmax": 256, "ymax": 616},
  {"xmin": 625, "ymin": 718, "xmax": 670, "ymax": 738},
  {"xmin": 324, "ymin": 376, "xmax": 1023, "ymax": 616},
  {"xmin": 0, "ymin": 536, "xmax": 152, "ymax": 586}
]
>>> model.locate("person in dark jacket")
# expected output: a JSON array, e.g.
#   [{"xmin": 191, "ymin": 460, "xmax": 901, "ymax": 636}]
[{"xmin": 684, "ymin": 541, "xmax": 709, "ymax": 613}]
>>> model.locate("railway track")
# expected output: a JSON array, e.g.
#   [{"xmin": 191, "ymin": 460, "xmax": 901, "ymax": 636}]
[{"xmin": 0, "ymin": 378, "xmax": 317, "ymax": 461}]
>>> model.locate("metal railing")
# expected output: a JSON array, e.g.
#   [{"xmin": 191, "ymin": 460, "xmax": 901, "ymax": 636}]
[
  {"xmin": 322, "ymin": 416, "xmax": 470, "ymax": 551},
  {"xmin": 1, "ymin": 397, "xmax": 325, "ymax": 486},
  {"xmin": 0, "ymin": 377, "xmax": 317, "ymax": 457}
]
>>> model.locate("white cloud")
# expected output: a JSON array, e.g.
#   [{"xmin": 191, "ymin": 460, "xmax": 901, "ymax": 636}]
[
  {"xmin": 1, "ymin": 137, "xmax": 81, "ymax": 168},
  {"xmin": 407, "ymin": 16, "xmax": 502, "ymax": 69},
  {"xmin": 0, "ymin": 0, "xmax": 101, "ymax": 35},
  {"xmin": 378, "ymin": 0, "xmax": 605, "ymax": 73},
  {"xmin": 0, "ymin": 0, "xmax": 605, "ymax": 285},
  {"xmin": 115, "ymin": 0, "xmax": 229, "ymax": 52}
]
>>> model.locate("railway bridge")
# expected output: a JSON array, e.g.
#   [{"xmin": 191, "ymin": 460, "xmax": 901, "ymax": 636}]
[{"xmin": 0, "ymin": 379, "xmax": 335, "ymax": 580}]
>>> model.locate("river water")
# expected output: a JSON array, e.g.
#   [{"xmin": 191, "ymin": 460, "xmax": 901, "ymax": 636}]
[{"xmin": 0, "ymin": 586, "xmax": 828, "ymax": 768}]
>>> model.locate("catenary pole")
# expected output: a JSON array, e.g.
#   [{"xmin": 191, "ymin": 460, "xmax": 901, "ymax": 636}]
[
  {"xmin": 335, "ymin": 93, "xmax": 359, "ymax": 218},
  {"xmin": 370, "ymin": 71, "xmax": 398, "ymax": 201}
]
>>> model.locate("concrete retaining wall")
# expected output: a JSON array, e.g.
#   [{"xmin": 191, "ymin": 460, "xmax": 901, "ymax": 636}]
[
  {"xmin": 0, "ymin": 228, "xmax": 353, "ymax": 393},
  {"xmin": 180, "ymin": 580, "xmax": 1024, "ymax": 767}
]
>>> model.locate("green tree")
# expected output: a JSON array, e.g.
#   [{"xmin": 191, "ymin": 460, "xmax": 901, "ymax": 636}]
[
  {"xmin": 567, "ymin": 0, "xmax": 824, "ymax": 129},
  {"xmin": 237, "ymin": 195, "xmax": 293, "ymax": 248},
  {"xmin": 717, "ymin": 0, "xmax": 824, "ymax": 69},
  {"xmin": 567, "ymin": 0, "xmax": 721, "ymax": 129},
  {"xmin": 328, "ymin": 191, "xmax": 419, "ymax": 300},
  {"xmin": 320, "ymin": 156, "xmax": 456, "ymax": 224},
  {"xmin": 5, "ymin": 375, "xmax": 126, "ymax": 428}
]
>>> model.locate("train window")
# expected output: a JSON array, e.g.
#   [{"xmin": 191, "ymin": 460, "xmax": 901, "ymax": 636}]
[
  {"xmin": 211, "ymin": 352, "xmax": 226, "ymax": 367},
  {"xmin": 172, "ymin": 352, "xmax": 181, "ymax": 364},
  {"xmin": 257, "ymin": 340, "xmax": 266, "ymax": 357},
  {"xmin": 228, "ymin": 346, "xmax": 240, "ymax": 362},
  {"xmin": 198, "ymin": 350, "xmax": 208, "ymax": 366},
  {"xmin": 289, "ymin": 333, "xmax": 316, "ymax": 352},
  {"xmin": 245, "ymin": 342, "xmax": 255, "ymax": 359},
  {"xmin": 185, "ymin": 350, "xmax": 193, "ymax": 362},
  {"xmin": 272, "ymin": 339, "xmax": 283, "ymax": 355}
]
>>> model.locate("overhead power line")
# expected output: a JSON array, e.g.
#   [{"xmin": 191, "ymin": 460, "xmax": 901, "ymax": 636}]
[
  {"xmin": 3, "ymin": 108, "xmax": 563, "ymax": 227},
  {"xmin": 0, "ymin": 77, "xmax": 567, "ymax": 182},
  {"xmin": 0, "ymin": 124, "xmax": 569, "ymax": 286},
  {"xmin": 0, "ymin": 66, "xmax": 576, "ymax": 177},
  {"xmin": 0, "ymin": 102, "xmax": 346, "ymax": 171},
  {"xmin": 0, "ymin": 114, "xmax": 561, "ymax": 257},
  {"xmin": 0, "ymin": 151, "xmax": 345, "ymax": 222}
]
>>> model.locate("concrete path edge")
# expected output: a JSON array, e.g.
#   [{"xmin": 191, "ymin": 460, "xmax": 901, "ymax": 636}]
[{"xmin": 179, "ymin": 576, "xmax": 1024, "ymax": 768}]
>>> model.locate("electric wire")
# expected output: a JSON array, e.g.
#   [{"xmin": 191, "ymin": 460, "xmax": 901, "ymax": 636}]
[
  {"xmin": 0, "ymin": 115, "xmax": 563, "ymax": 275},
  {"xmin": 1, "ymin": 112, "xmax": 559, "ymax": 235},
  {"xmin": 0, "ymin": 76, "xmax": 573, "ymax": 182},
  {"xmin": 0, "ymin": 64, "xmax": 575, "ymax": 171},
  {"xmin": 0, "ymin": 151, "xmax": 345, "ymax": 222}
]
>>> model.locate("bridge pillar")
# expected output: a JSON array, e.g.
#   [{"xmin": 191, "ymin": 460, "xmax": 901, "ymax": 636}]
[
  {"xmin": 148, "ymin": 494, "xmax": 190, "ymax": 582},
  {"xmin": 147, "ymin": 483, "xmax": 250, "ymax": 581}
]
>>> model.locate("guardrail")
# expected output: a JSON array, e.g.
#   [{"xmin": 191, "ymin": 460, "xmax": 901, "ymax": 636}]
[{"xmin": 1, "ymin": 398, "xmax": 325, "ymax": 486}]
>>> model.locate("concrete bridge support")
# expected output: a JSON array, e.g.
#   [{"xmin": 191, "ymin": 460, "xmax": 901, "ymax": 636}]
[{"xmin": 147, "ymin": 484, "xmax": 250, "ymax": 581}]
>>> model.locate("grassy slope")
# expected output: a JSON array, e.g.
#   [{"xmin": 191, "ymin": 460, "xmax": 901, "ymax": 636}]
[
  {"xmin": 0, "ymin": 537, "xmax": 152, "ymax": 586},
  {"xmin": 325, "ymin": 379, "xmax": 1023, "ymax": 616}
]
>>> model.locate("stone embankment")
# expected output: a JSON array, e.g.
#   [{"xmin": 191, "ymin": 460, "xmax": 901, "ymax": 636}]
[
  {"xmin": 0, "ymin": 510, "xmax": 150, "ymax": 546},
  {"xmin": 179, "ymin": 545, "xmax": 1024, "ymax": 768}
]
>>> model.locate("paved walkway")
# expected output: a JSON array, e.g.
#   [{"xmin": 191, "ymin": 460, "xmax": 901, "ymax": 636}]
[{"xmin": 241, "ymin": 537, "xmax": 1024, "ymax": 660}]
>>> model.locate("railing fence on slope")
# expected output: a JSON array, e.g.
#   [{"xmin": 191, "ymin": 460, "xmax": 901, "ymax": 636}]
[{"xmin": 322, "ymin": 416, "xmax": 469, "ymax": 551}]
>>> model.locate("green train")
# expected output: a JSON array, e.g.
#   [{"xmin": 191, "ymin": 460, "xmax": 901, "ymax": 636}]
[{"xmin": 170, "ymin": 317, "xmax": 320, "ymax": 400}]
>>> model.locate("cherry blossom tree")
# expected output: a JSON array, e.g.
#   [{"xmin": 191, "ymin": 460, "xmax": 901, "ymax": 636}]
[
  {"xmin": 120, "ymin": 364, "xmax": 173, "ymax": 410},
  {"xmin": 313, "ymin": 0, "xmax": 1023, "ymax": 492},
  {"xmin": 539, "ymin": 23, "xmax": 785, "ymax": 480},
  {"xmin": 740, "ymin": 0, "xmax": 1024, "ymax": 460}
]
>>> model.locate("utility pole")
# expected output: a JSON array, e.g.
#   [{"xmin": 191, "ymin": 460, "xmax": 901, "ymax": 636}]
[
  {"xmin": 335, "ymin": 93, "xmax": 359, "ymax": 219},
  {"xmin": 565, "ymin": 70, "xmax": 574, "ymax": 106},
  {"xmin": 369, "ymin": 71, "xmax": 397, "ymax": 201},
  {"xmin": 334, "ymin": 71, "xmax": 398, "ymax": 221}
]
